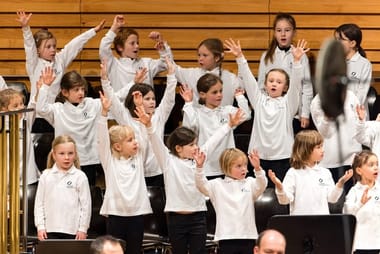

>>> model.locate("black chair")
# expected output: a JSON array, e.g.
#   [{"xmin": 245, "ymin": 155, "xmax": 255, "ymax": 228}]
[
  {"xmin": 6, "ymin": 81, "xmax": 29, "ymax": 105},
  {"xmin": 143, "ymin": 186, "xmax": 171, "ymax": 253},
  {"xmin": 33, "ymin": 132, "xmax": 54, "ymax": 172},
  {"xmin": 254, "ymin": 188, "xmax": 289, "ymax": 233},
  {"xmin": 205, "ymin": 198, "xmax": 218, "ymax": 253}
]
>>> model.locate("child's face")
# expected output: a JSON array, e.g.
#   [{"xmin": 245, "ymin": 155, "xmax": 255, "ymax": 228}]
[
  {"xmin": 62, "ymin": 86, "xmax": 85, "ymax": 104},
  {"xmin": 52, "ymin": 142, "xmax": 76, "ymax": 171},
  {"xmin": 142, "ymin": 91, "xmax": 156, "ymax": 115},
  {"xmin": 308, "ymin": 143, "xmax": 324, "ymax": 166},
  {"xmin": 118, "ymin": 134, "xmax": 139, "ymax": 159},
  {"xmin": 265, "ymin": 71, "xmax": 288, "ymax": 98},
  {"xmin": 357, "ymin": 155, "xmax": 378, "ymax": 185},
  {"xmin": 7, "ymin": 95, "xmax": 24, "ymax": 111},
  {"xmin": 274, "ymin": 19, "xmax": 295, "ymax": 48},
  {"xmin": 334, "ymin": 32, "xmax": 356, "ymax": 57},
  {"xmin": 228, "ymin": 156, "xmax": 248, "ymax": 180},
  {"xmin": 121, "ymin": 34, "xmax": 139, "ymax": 59},
  {"xmin": 38, "ymin": 38, "xmax": 57, "ymax": 61},
  {"xmin": 198, "ymin": 45, "xmax": 219, "ymax": 71},
  {"xmin": 200, "ymin": 81, "xmax": 223, "ymax": 109},
  {"xmin": 176, "ymin": 139, "xmax": 198, "ymax": 160}
]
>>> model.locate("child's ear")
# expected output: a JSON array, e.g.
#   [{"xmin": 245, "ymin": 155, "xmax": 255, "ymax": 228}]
[
  {"xmin": 175, "ymin": 145, "xmax": 182, "ymax": 155},
  {"xmin": 199, "ymin": 91, "xmax": 206, "ymax": 99},
  {"xmin": 113, "ymin": 143, "xmax": 122, "ymax": 152},
  {"xmin": 61, "ymin": 89, "xmax": 69, "ymax": 97},
  {"xmin": 116, "ymin": 45, "xmax": 124, "ymax": 54}
]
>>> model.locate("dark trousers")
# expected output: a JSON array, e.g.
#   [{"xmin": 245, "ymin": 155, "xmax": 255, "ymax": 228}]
[
  {"xmin": 46, "ymin": 232, "xmax": 75, "ymax": 239},
  {"xmin": 260, "ymin": 158, "xmax": 290, "ymax": 188},
  {"xmin": 167, "ymin": 212, "xmax": 207, "ymax": 254},
  {"xmin": 106, "ymin": 215, "xmax": 144, "ymax": 254},
  {"xmin": 81, "ymin": 163, "xmax": 103, "ymax": 186},
  {"xmin": 145, "ymin": 174, "xmax": 164, "ymax": 187},
  {"xmin": 354, "ymin": 250, "xmax": 380, "ymax": 254},
  {"xmin": 218, "ymin": 239, "xmax": 255, "ymax": 254}
]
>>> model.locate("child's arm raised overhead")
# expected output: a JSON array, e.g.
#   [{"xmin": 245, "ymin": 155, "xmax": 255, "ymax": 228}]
[
  {"xmin": 268, "ymin": 169, "xmax": 292, "ymax": 205},
  {"xmin": 35, "ymin": 66, "xmax": 56, "ymax": 125},
  {"xmin": 354, "ymin": 105, "xmax": 374, "ymax": 148},
  {"xmin": 181, "ymin": 84, "xmax": 199, "ymax": 131},
  {"xmin": 234, "ymin": 87, "xmax": 251, "ymax": 122}
]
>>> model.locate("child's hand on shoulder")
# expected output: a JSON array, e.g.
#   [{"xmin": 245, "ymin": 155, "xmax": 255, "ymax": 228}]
[
  {"xmin": 94, "ymin": 19, "xmax": 106, "ymax": 33},
  {"xmin": 336, "ymin": 169, "xmax": 353, "ymax": 188},
  {"xmin": 194, "ymin": 149, "xmax": 206, "ymax": 170},
  {"xmin": 16, "ymin": 10, "xmax": 32, "ymax": 27},
  {"xmin": 224, "ymin": 38, "xmax": 243, "ymax": 58},
  {"xmin": 291, "ymin": 39, "xmax": 309, "ymax": 63},
  {"xmin": 179, "ymin": 84, "xmax": 193, "ymax": 103},
  {"xmin": 99, "ymin": 91, "xmax": 111, "ymax": 116},
  {"xmin": 41, "ymin": 66, "xmax": 56, "ymax": 86},
  {"xmin": 268, "ymin": 170, "xmax": 283, "ymax": 191},
  {"xmin": 228, "ymin": 108, "xmax": 244, "ymax": 128}
]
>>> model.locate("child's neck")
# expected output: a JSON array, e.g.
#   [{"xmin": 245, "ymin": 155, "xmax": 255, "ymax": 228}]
[
  {"xmin": 346, "ymin": 50, "xmax": 356, "ymax": 60},
  {"xmin": 361, "ymin": 179, "xmax": 375, "ymax": 188},
  {"xmin": 305, "ymin": 160, "xmax": 317, "ymax": 168}
]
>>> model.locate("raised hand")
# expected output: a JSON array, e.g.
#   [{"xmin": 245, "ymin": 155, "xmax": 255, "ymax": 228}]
[
  {"xmin": 228, "ymin": 108, "xmax": 244, "ymax": 128},
  {"xmin": 356, "ymin": 104, "xmax": 366, "ymax": 121},
  {"xmin": 336, "ymin": 169, "xmax": 353, "ymax": 188},
  {"xmin": 224, "ymin": 38, "xmax": 243, "ymax": 58},
  {"xmin": 194, "ymin": 149, "xmax": 206, "ymax": 168},
  {"xmin": 16, "ymin": 10, "xmax": 32, "ymax": 28},
  {"xmin": 291, "ymin": 39, "xmax": 310, "ymax": 63},
  {"xmin": 248, "ymin": 150, "xmax": 260, "ymax": 170},
  {"xmin": 134, "ymin": 103, "xmax": 151, "ymax": 127},
  {"xmin": 41, "ymin": 66, "xmax": 56, "ymax": 86},
  {"xmin": 149, "ymin": 31, "xmax": 165, "ymax": 50},
  {"xmin": 94, "ymin": 19, "xmax": 106, "ymax": 33},
  {"xmin": 234, "ymin": 87, "xmax": 245, "ymax": 97},
  {"xmin": 100, "ymin": 59, "xmax": 108, "ymax": 81},
  {"xmin": 165, "ymin": 56, "xmax": 175, "ymax": 75},
  {"xmin": 99, "ymin": 91, "xmax": 111, "ymax": 116},
  {"xmin": 268, "ymin": 170, "xmax": 283, "ymax": 191},
  {"xmin": 110, "ymin": 15, "xmax": 125, "ymax": 33},
  {"xmin": 179, "ymin": 83, "xmax": 193, "ymax": 103},
  {"xmin": 134, "ymin": 68, "xmax": 148, "ymax": 83},
  {"xmin": 132, "ymin": 91, "xmax": 143, "ymax": 107}
]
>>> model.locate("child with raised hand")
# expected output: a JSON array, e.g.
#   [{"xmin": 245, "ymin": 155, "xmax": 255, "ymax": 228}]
[
  {"xmin": 136, "ymin": 100, "xmax": 244, "ymax": 254},
  {"xmin": 344, "ymin": 150, "xmax": 380, "ymax": 253},
  {"xmin": 335, "ymin": 23, "xmax": 372, "ymax": 106},
  {"xmin": 268, "ymin": 130, "xmax": 353, "ymax": 215},
  {"xmin": 194, "ymin": 148, "xmax": 267, "ymax": 253},
  {"xmin": 99, "ymin": 14, "xmax": 172, "ymax": 98},
  {"xmin": 16, "ymin": 10, "xmax": 105, "ymax": 106},
  {"xmin": 101, "ymin": 56, "xmax": 176, "ymax": 186},
  {"xmin": 180, "ymin": 73, "xmax": 251, "ymax": 178},
  {"xmin": 0, "ymin": 87, "xmax": 40, "ymax": 185},
  {"xmin": 257, "ymin": 13, "xmax": 313, "ymax": 131},
  {"xmin": 225, "ymin": 37, "xmax": 307, "ymax": 186},
  {"xmin": 96, "ymin": 89, "xmax": 152, "ymax": 254},
  {"xmin": 175, "ymin": 38, "xmax": 245, "ymax": 106},
  {"xmin": 36, "ymin": 67, "xmax": 102, "ymax": 186},
  {"xmin": 34, "ymin": 135, "xmax": 91, "ymax": 240}
]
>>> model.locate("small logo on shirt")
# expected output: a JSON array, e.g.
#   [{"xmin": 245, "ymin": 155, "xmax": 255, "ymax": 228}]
[
  {"xmin": 131, "ymin": 164, "xmax": 136, "ymax": 169},
  {"xmin": 318, "ymin": 178, "xmax": 328, "ymax": 186},
  {"xmin": 241, "ymin": 187, "xmax": 250, "ymax": 193},
  {"xmin": 66, "ymin": 181, "xmax": 74, "ymax": 188},
  {"xmin": 220, "ymin": 118, "xmax": 228, "ymax": 124}
]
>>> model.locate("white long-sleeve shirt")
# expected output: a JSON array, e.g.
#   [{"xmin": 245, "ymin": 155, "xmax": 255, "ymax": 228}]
[
  {"xmin": 23, "ymin": 26, "xmax": 97, "ymax": 105},
  {"xmin": 36, "ymin": 84, "xmax": 102, "ymax": 166},
  {"xmin": 97, "ymin": 116, "xmax": 152, "ymax": 216},
  {"xmin": 276, "ymin": 165, "xmax": 343, "ymax": 215},
  {"xmin": 101, "ymin": 74, "xmax": 176, "ymax": 177},
  {"xmin": 237, "ymin": 56, "xmax": 302, "ymax": 159},
  {"xmin": 346, "ymin": 52, "xmax": 372, "ymax": 105},
  {"xmin": 195, "ymin": 169, "xmax": 267, "ymax": 241},
  {"xmin": 182, "ymin": 98, "xmax": 251, "ymax": 176},
  {"xmin": 0, "ymin": 76, "xmax": 7, "ymax": 90},
  {"xmin": 355, "ymin": 119, "xmax": 380, "ymax": 160},
  {"xmin": 344, "ymin": 182, "xmax": 380, "ymax": 250},
  {"xmin": 175, "ymin": 65, "xmax": 245, "ymax": 106},
  {"xmin": 99, "ymin": 30, "xmax": 172, "ymax": 95},
  {"xmin": 257, "ymin": 47, "xmax": 313, "ymax": 118},
  {"xmin": 310, "ymin": 91, "xmax": 362, "ymax": 168},
  {"xmin": 34, "ymin": 164, "xmax": 91, "ymax": 234},
  {"xmin": 147, "ymin": 123, "xmax": 232, "ymax": 212}
]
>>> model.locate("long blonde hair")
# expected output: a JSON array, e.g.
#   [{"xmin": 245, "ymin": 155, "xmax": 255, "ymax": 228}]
[{"xmin": 47, "ymin": 135, "xmax": 80, "ymax": 169}]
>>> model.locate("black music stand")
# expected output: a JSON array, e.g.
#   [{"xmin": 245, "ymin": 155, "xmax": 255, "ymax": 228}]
[
  {"xmin": 35, "ymin": 239, "xmax": 94, "ymax": 254},
  {"xmin": 268, "ymin": 214, "xmax": 356, "ymax": 254}
]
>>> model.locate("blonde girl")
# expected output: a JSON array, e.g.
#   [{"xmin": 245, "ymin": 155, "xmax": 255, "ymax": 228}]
[
  {"xmin": 344, "ymin": 150, "xmax": 380, "ymax": 253},
  {"xmin": 34, "ymin": 135, "xmax": 91, "ymax": 240},
  {"xmin": 269, "ymin": 130, "xmax": 353, "ymax": 215},
  {"xmin": 195, "ymin": 148, "xmax": 267, "ymax": 254},
  {"xmin": 97, "ymin": 91, "xmax": 152, "ymax": 254}
]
